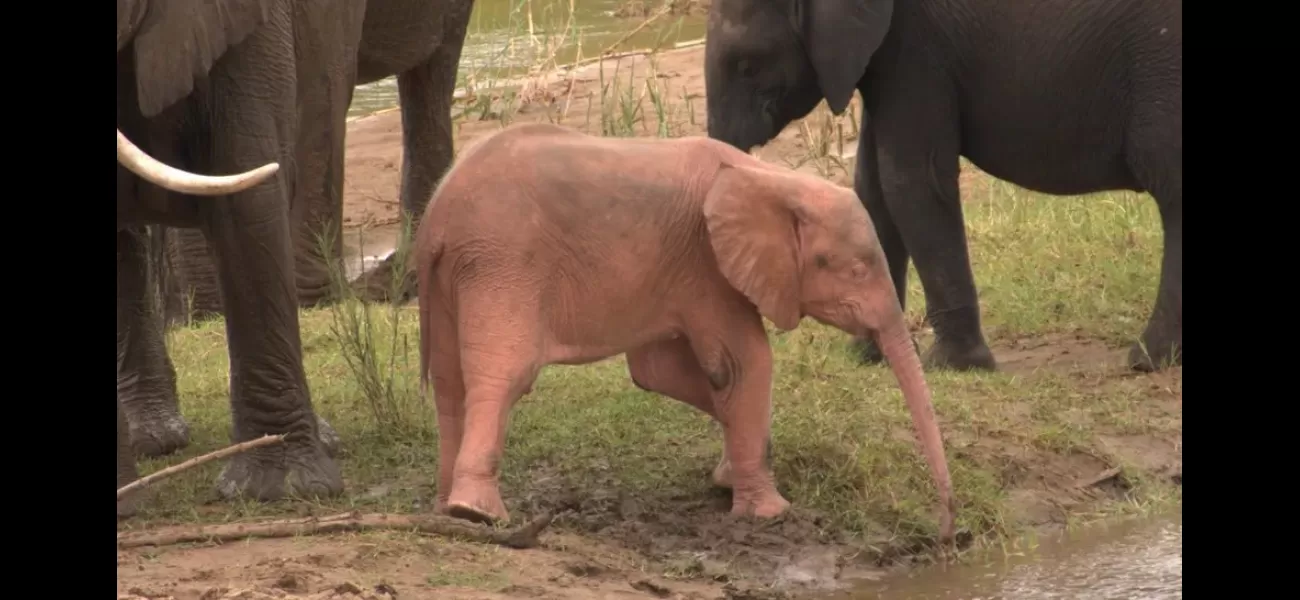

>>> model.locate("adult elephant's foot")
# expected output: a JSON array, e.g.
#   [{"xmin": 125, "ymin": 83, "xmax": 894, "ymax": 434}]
[
  {"xmin": 117, "ymin": 496, "xmax": 139, "ymax": 519},
  {"xmin": 351, "ymin": 254, "xmax": 417, "ymax": 304},
  {"xmin": 315, "ymin": 414, "xmax": 342, "ymax": 458},
  {"xmin": 924, "ymin": 337, "xmax": 998, "ymax": 372},
  {"xmin": 128, "ymin": 411, "xmax": 191, "ymax": 458},
  {"xmin": 215, "ymin": 433, "xmax": 343, "ymax": 501},
  {"xmin": 850, "ymin": 334, "xmax": 926, "ymax": 367},
  {"xmin": 1128, "ymin": 330, "xmax": 1182, "ymax": 372},
  {"xmin": 446, "ymin": 477, "xmax": 510, "ymax": 525},
  {"xmin": 123, "ymin": 395, "xmax": 192, "ymax": 458}
]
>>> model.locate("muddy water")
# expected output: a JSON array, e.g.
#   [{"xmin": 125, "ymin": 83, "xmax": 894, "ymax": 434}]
[
  {"xmin": 348, "ymin": 0, "xmax": 708, "ymax": 117},
  {"xmin": 844, "ymin": 513, "xmax": 1182, "ymax": 600}
]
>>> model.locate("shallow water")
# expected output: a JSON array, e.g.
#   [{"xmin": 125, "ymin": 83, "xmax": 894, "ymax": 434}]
[
  {"xmin": 348, "ymin": 0, "xmax": 707, "ymax": 117},
  {"xmin": 844, "ymin": 512, "xmax": 1182, "ymax": 600}
]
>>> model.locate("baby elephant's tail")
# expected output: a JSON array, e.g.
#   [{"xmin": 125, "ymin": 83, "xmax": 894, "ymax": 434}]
[{"xmin": 416, "ymin": 232, "xmax": 444, "ymax": 395}]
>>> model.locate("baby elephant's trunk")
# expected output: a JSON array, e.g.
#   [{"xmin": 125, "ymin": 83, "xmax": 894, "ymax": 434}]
[{"xmin": 876, "ymin": 313, "xmax": 957, "ymax": 545}]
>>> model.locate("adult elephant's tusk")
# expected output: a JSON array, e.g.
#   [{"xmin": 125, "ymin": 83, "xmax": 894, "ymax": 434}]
[{"xmin": 116, "ymin": 129, "xmax": 280, "ymax": 196}]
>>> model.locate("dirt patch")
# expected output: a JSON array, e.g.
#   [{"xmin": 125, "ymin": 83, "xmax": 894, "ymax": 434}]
[
  {"xmin": 118, "ymin": 530, "xmax": 726, "ymax": 600},
  {"xmin": 994, "ymin": 333, "xmax": 1128, "ymax": 376}
]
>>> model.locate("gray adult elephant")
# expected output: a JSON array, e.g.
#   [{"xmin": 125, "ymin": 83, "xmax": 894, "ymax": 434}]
[
  {"xmin": 116, "ymin": 0, "xmax": 365, "ymax": 516},
  {"xmin": 702, "ymin": 0, "xmax": 1183, "ymax": 372},
  {"xmin": 158, "ymin": 0, "xmax": 474, "ymax": 323},
  {"xmin": 121, "ymin": 0, "xmax": 475, "ymax": 460}
]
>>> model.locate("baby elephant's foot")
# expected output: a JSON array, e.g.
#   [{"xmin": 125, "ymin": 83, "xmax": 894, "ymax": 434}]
[
  {"xmin": 446, "ymin": 477, "xmax": 510, "ymax": 525},
  {"xmin": 731, "ymin": 481, "xmax": 791, "ymax": 518}
]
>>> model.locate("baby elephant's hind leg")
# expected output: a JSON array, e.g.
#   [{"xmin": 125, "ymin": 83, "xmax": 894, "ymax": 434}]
[
  {"xmin": 444, "ymin": 323, "xmax": 542, "ymax": 526},
  {"xmin": 427, "ymin": 305, "xmax": 465, "ymax": 514},
  {"xmin": 627, "ymin": 338, "xmax": 767, "ymax": 490}
]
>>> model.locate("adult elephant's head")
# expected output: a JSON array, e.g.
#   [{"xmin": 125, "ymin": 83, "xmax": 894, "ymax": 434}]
[
  {"xmin": 117, "ymin": 0, "xmax": 283, "ymax": 195},
  {"xmin": 704, "ymin": 0, "xmax": 892, "ymax": 151}
]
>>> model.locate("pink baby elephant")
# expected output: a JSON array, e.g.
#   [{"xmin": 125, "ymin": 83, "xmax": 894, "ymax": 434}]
[{"xmin": 415, "ymin": 123, "xmax": 957, "ymax": 543}]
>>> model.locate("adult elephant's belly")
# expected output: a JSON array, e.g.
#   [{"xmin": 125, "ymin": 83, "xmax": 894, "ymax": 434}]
[
  {"xmin": 956, "ymin": 91, "xmax": 1142, "ymax": 197},
  {"xmin": 356, "ymin": 1, "xmax": 447, "ymax": 83}
]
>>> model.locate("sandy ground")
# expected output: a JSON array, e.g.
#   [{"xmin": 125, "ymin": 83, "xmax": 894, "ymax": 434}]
[{"xmin": 118, "ymin": 44, "xmax": 1181, "ymax": 600}]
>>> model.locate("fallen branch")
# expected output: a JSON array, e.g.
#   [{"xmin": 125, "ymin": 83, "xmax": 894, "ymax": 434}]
[
  {"xmin": 117, "ymin": 434, "xmax": 286, "ymax": 500},
  {"xmin": 117, "ymin": 511, "xmax": 554, "ymax": 550}
]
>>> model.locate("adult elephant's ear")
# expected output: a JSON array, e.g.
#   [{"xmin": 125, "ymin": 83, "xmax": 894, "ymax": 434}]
[
  {"xmin": 703, "ymin": 163, "xmax": 805, "ymax": 332},
  {"xmin": 126, "ymin": 0, "xmax": 276, "ymax": 118},
  {"xmin": 793, "ymin": 0, "xmax": 894, "ymax": 115}
]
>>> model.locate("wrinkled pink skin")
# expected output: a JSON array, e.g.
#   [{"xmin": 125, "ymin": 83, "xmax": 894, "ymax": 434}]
[{"xmin": 416, "ymin": 123, "xmax": 956, "ymax": 542}]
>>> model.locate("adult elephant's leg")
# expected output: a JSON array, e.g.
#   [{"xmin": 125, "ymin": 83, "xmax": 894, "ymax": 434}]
[
  {"xmin": 1126, "ymin": 111, "xmax": 1182, "ymax": 371},
  {"xmin": 849, "ymin": 119, "xmax": 920, "ymax": 366},
  {"xmin": 202, "ymin": 8, "xmax": 342, "ymax": 501},
  {"xmin": 150, "ymin": 226, "xmax": 190, "ymax": 328},
  {"xmin": 869, "ymin": 77, "xmax": 996, "ymax": 372},
  {"xmin": 117, "ymin": 226, "xmax": 190, "ymax": 458},
  {"xmin": 289, "ymin": 0, "xmax": 366, "ymax": 310},
  {"xmin": 164, "ymin": 226, "xmax": 225, "ymax": 323},
  {"xmin": 355, "ymin": 5, "xmax": 472, "ymax": 302},
  {"xmin": 398, "ymin": 7, "xmax": 470, "ymax": 221}
]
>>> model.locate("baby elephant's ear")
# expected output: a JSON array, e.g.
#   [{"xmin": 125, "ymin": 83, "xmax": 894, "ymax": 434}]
[{"xmin": 702, "ymin": 164, "xmax": 804, "ymax": 331}]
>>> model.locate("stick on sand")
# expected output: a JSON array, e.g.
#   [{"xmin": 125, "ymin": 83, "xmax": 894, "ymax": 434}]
[
  {"xmin": 117, "ymin": 511, "xmax": 555, "ymax": 550},
  {"xmin": 117, "ymin": 434, "xmax": 287, "ymax": 499}
]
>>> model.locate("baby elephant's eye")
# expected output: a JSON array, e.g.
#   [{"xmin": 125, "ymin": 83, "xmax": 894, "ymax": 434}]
[{"xmin": 851, "ymin": 263, "xmax": 869, "ymax": 279}]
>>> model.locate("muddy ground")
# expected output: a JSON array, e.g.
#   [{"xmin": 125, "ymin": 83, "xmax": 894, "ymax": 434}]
[{"xmin": 118, "ymin": 45, "xmax": 1182, "ymax": 600}]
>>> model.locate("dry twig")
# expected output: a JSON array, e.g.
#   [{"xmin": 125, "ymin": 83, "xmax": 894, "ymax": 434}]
[
  {"xmin": 117, "ymin": 434, "xmax": 286, "ymax": 500},
  {"xmin": 117, "ymin": 510, "xmax": 554, "ymax": 550}
]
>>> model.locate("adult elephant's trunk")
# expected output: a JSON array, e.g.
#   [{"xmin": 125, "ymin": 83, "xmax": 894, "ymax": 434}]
[
  {"xmin": 876, "ymin": 314, "xmax": 957, "ymax": 545},
  {"xmin": 116, "ymin": 129, "xmax": 280, "ymax": 196}
]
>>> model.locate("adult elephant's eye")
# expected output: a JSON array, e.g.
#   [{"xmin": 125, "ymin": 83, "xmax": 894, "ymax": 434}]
[{"xmin": 737, "ymin": 59, "xmax": 757, "ymax": 78}]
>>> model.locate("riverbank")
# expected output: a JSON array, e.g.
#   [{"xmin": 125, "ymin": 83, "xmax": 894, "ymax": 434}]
[{"xmin": 116, "ymin": 43, "xmax": 1182, "ymax": 600}]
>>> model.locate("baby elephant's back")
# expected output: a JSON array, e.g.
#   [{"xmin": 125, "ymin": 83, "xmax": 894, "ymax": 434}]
[{"xmin": 432, "ymin": 124, "xmax": 710, "ymax": 239}]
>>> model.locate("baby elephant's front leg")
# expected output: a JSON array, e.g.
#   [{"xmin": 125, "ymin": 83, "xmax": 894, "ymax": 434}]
[{"xmin": 698, "ymin": 335, "xmax": 790, "ymax": 518}]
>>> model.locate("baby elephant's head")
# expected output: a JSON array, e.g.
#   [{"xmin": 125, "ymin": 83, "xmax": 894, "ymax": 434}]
[
  {"xmin": 702, "ymin": 162, "xmax": 956, "ymax": 544},
  {"xmin": 703, "ymin": 163, "xmax": 900, "ymax": 340}
]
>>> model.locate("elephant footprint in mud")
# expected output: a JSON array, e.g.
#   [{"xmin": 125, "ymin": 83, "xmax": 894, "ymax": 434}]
[{"xmin": 415, "ymin": 123, "xmax": 958, "ymax": 542}]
